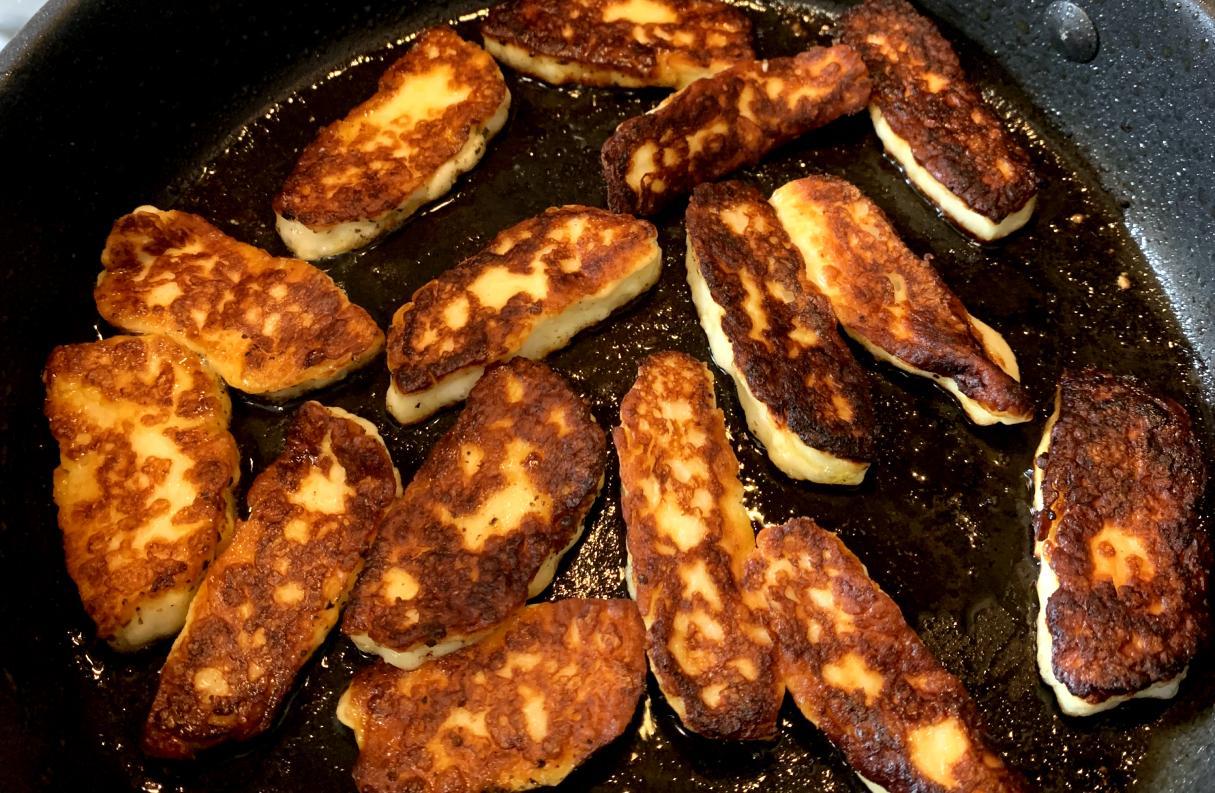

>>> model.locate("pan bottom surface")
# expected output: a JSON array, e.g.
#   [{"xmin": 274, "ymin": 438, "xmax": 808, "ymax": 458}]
[{"xmin": 21, "ymin": 2, "xmax": 1213, "ymax": 792}]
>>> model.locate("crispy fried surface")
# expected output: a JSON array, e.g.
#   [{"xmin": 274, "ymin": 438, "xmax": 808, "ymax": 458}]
[
  {"xmin": 482, "ymin": 0, "xmax": 753, "ymax": 88},
  {"xmin": 601, "ymin": 45, "xmax": 870, "ymax": 216},
  {"xmin": 747, "ymin": 518, "xmax": 1027, "ymax": 792},
  {"xmin": 43, "ymin": 335, "xmax": 239, "ymax": 651},
  {"xmin": 344, "ymin": 359, "xmax": 605, "ymax": 666},
  {"xmin": 770, "ymin": 175, "xmax": 1032, "ymax": 423},
  {"xmin": 838, "ymin": 0, "xmax": 1037, "ymax": 222},
  {"xmin": 96, "ymin": 207, "xmax": 383, "ymax": 399},
  {"xmin": 685, "ymin": 180, "xmax": 875, "ymax": 474},
  {"xmin": 274, "ymin": 27, "xmax": 508, "ymax": 231},
  {"xmin": 1035, "ymin": 369, "xmax": 1209, "ymax": 703},
  {"xmin": 386, "ymin": 205, "xmax": 659, "ymax": 423},
  {"xmin": 143, "ymin": 402, "xmax": 399, "ymax": 758},
  {"xmin": 338, "ymin": 599, "xmax": 646, "ymax": 793},
  {"xmin": 614, "ymin": 351, "xmax": 782, "ymax": 740}
]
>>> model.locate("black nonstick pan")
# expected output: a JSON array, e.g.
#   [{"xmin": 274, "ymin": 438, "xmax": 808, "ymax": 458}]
[{"xmin": 1, "ymin": 1, "xmax": 1213, "ymax": 791}]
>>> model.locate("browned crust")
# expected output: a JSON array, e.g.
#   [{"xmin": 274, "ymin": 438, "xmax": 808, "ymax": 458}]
[
  {"xmin": 143, "ymin": 402, "xmax": 398, "ymax": 759},
  {"xmin": 1036, "ymin": 368, "xmax": 1209, "ymax": 701},
  {"xmin": 838, "ymin": 0, "xmax": 1037, "ymax": 221},
  {"xmin": 481, "ymin": 0, "xmax": 753, "ymax": 86},
  {"xmin": 775, "ymin": 175, "xmax": 1032, "ymax": 418},
  {"xmin": 601, "ymin": 45, "xmax": 871, "ymax": 216},
  {"xmin": 274, "ymin": 27, "xmax": 508, "ymax": 228},
  {"xmin": 343, "ymin": 359, "xmax": 605, "ymax": 653},
  {"xmin": 613, "ymin": 351, "xmax": 782, "ymax": 740},
  {"xmin": 343, "ymin": 599, "xmax": 646, "ymax": 793},
  {"xmin": 686, "ymin": 180, "xmax": 875, "ymax": 464},
  {"xmin": 388, "ymin": 205, "xmax": 657, "ymax": 394},
  {"xmin": 96, "ymin": 207, "xmax": 383, "ymax": 397},
  {"xmin": 746, "ymin": 518, "xmax": 1027, "ymax": 792},
  {"xmin": 43, "ymin": 335, "xmax": 239, "ymax": 644}
]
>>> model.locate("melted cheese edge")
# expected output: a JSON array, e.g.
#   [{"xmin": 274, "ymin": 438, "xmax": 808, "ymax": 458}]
[
  {"xmin": 386, "ymin": 238, "xmax": 661, "ymax": 424},
  {"xmin": 528, "ymin": 474, "xmax": 604, "ymax": 599},
  {"xmin": 110, "ymin": 587, "xmax": 204, "ymax": 653},
  {"xmin": 1032, "ymin": 395, "xmax": 1186, "ymax": 716},
  {"xmin": 347, "ymin": 628, "xmax": 496, "ymax": 673},
  {"xmin": 848, "ymin": 318, "xmax": 1026, "ymax": 426},
  {"xmin": 482, "ymin": 38, "xmax": 718, "ymax": 90},
  {"xmin": 335, "ymin": 686, "xmax": 364, "ymax": 746},
  {"xmin": 870, "ymin": 106, "xmax": 1036, "ymax": 242},
  {"xmin": 685, "ymin": 243, "xmax": 867, "ymax": 484}
]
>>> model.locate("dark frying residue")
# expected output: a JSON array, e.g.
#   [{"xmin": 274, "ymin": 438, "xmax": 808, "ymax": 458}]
[{"xmin": 64, "ymin": 3, "xmax": 1212, "ymax": 792}]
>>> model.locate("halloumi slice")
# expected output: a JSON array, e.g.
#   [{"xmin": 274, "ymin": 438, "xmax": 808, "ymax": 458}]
[
  {"xmin": 386, "ymin": 205, "xmax": 659, "ymax": 425},
  {"xmin": 143, "ymin": 402, "xmax": 400, "ymax": 758},
  {"xmin": 274, "ymin": 27, "xmax": 510, "ymax": 259},
  {"xmin": 43, "ymin": 334, "xmax": 240, "ymax": 651},
  {"xmin": 614, "ymin": 351, "xmax": 782, "ymax": 740},
  {"xmin": 1032, "ymin": 369, "xmax": 1208, "ymax": 716},
  {"xmin": 482, "ymin": 0, "xmax": 753, "ymax": 89},
  {"xmin": 685, "ymin": 180, "xmax": 875, "ymax": 485},
  {"xmin": 344, "ymin": 359, "xmax": 605, "ymax": 671},
  {"xmin": 746, "ymin": 518, "xmax": 1028, "ymax": 792},
  {"xmin": 839, "ymin": 0, "xmax": 1038, "ymax": 241},
  {"xmin": 770, "ymin": 175, "xmax": 1032, "ymax": 425},
  {"xmin": 337, "ymin": 599, "xmax": 646, "ymax": 793},
  {"xmin": 601, "ymin": 45, "xmax": 871, "ymax": 216},
  {"xmin": 97, "ymin": 206, "xmax": 383, "ymax": 400}
]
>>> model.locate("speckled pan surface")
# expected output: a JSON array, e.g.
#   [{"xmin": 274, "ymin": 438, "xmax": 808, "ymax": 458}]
[{"xmin": 0, "ymin": 1, "xmax": 1212, "ymax": 792}]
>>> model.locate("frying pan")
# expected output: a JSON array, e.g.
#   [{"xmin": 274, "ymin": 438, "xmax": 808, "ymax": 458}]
[{"xmin": 1, "ymin": 1, "xmax": 1212, "ymax": 791}]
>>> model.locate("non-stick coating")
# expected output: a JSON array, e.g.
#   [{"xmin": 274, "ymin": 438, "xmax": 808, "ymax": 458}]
[{"xmin": 0, "ymin": 2, "xmax": 1212, "ymax": 792}]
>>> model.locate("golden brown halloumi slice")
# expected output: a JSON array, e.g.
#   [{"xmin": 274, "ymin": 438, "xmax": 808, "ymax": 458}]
[
  {"xmin": 143, "ymin": 402, "xmax": 399, "ymax": 759},
  {"xmin": 1032, "ymin": 369, "xmax": 1208, "ymax": 716},
  {"xmin": 386, "ymin": 205, "xmax": 660, "ymax": 424},
  {"xmin": 838, "ymin": 0, "xmax": 1038, "ymax": 241},
  {"xmin": 481, "ymin": 0, "xmax": 753, "ymax": 89},
  {"xmin": 344, "ymin": 359, "xmax": 605, "ymax": 670},
  {"xmin": 274, "ymin": 27, "xmax": 510, "ymax": 259},
  {"xmin": 338, "ymin": 599, "xmax": 646, "ymax": 793},
  {"xmin": 771, "ymin": 175, "xmax": 1032, "ymax": 425},
  {"xmin": 97, "ymin": 207, "xmax": 383, "ymax": 400},
  {"xmin": 746, "ymin": 518, "xmax": 1028, "ymax": 793},
  {"xmin": 685, "ymin": 181, "xmax": 875, "ymax": 485},
  {"xmin": 614, "ymin": 351, "xmax": 782, "ymax": 740},
  {"xmin": 601, "ymin": 45, "xmax": 871, "ymax": 216},
  {"xmin": 43, "ymin": 335, "xmax": 239, "ymax": 652}
]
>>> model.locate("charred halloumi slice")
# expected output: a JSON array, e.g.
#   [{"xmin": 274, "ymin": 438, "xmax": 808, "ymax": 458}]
[
  {"xmin": 143, "ymin": 402, "xmax": 400, "ymax": 758},
  {"xmin": 43, "ymin": 335, "xmax": 239, "ymax": 652},
  {"xmin": 614, "ymin": 351, "xmax": 782, "ymax": 740},
  {"xmin": 601, "ymin": 45, "xmax": 871, "ymax": 216},
  {"xmin": 386, "ymin": 205, "xmax": 659, "ymax": 424},
  {"xmin": 746, "ymin": 518, "xmax": 1028, "ymax": 792},
  {"xmin": 839, "ymin": 0, "xmax": 1038, "ymax": 241},
  {"xmin": 771, "ymin": 175, "xmax": 1032, "ymax": 425},
  {"xmin": 1032, "ymin": 369, "xmax": 1208, "ymax": 716},
  {"xmin": 97, "ymin": 207, "xmax": 383, "ymax": 400},
  {"xmin": 338, "ymin": 599, "xmax": 646, "ymax": 793},
  {"xmin": 274, "ymin": 27, "xmax": 510, "ymax": 259},
  {"xmin": 685, "ymin": 181, "xmax": 875, "ymax": 485},
  {"xmin": 481, "ymin": 0, "xmax": 753, "ymax": 89},
  {"xmin": 344, "ymin": 359, "xmax": 605, "ymax": 670}
]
